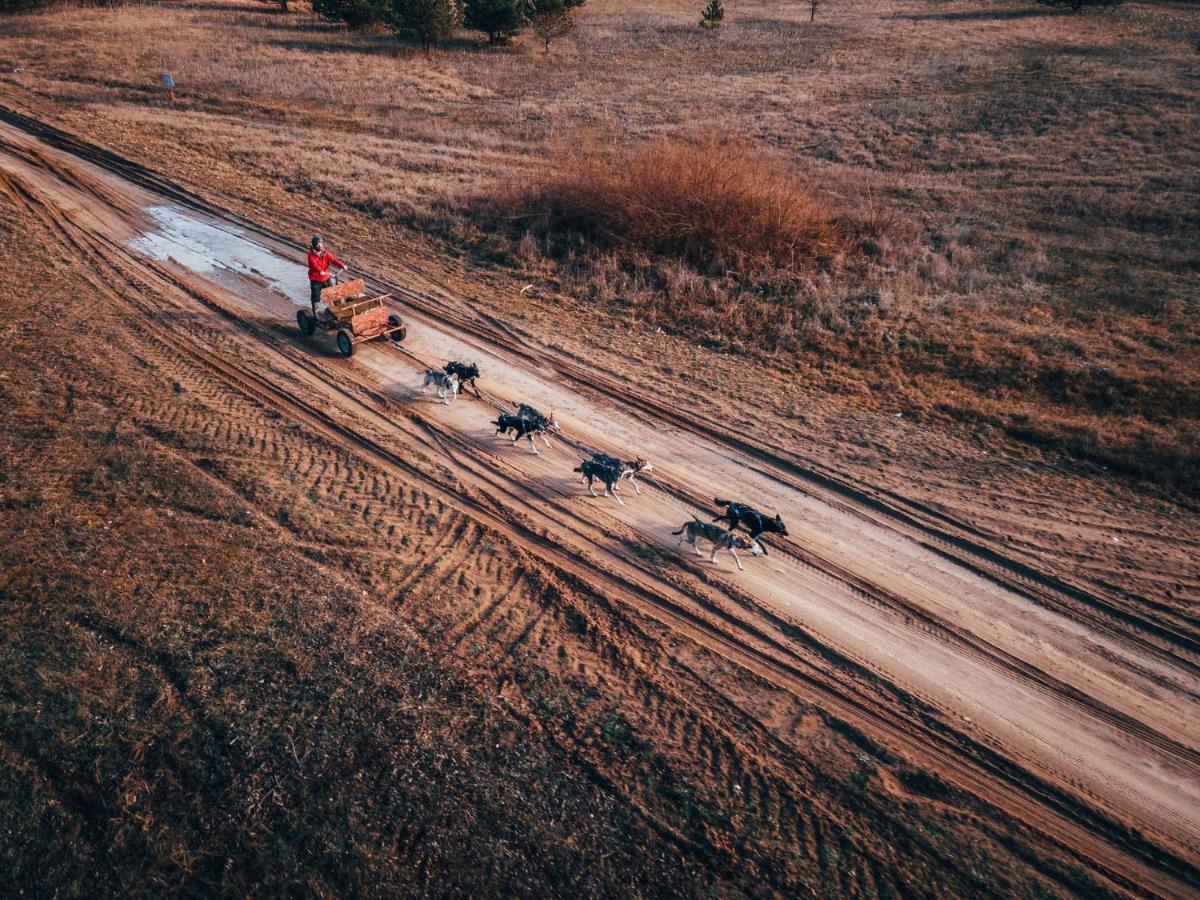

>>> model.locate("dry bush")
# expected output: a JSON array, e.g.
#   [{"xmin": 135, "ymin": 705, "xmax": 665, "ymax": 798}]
[
  {"xmin": 497, "ymin": 134, "xmax": 851, "ymax": 279},
  {"xmin": 456, "ymin": 133, "xmax": 887, "ymax": 356}
]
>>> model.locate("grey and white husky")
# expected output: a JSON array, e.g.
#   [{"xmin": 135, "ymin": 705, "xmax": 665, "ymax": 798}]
[
  {"xmin": 421, "ymin": 369, "xmax": 459, "ymax": 404},
  {"xmin": 672, "ymin": 519, "xmax": 764, "ymax": 571}
]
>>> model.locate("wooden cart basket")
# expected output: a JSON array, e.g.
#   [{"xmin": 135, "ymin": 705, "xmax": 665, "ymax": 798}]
[{"xmin": 297, "ymin": 278, "xmax": 406, "ymax": 357}]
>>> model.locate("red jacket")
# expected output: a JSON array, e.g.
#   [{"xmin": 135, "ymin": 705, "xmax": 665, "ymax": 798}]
[{"xmin": 307, "ymin": 249, "xmax": 345, "ymax": 283}]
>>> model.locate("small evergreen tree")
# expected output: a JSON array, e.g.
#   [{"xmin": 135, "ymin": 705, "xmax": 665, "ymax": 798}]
[
  {"xmin": 464, "ymin": 0, "xmax": 531, "ymax": 44},
  {"xmin": 1034, "ymin": 0, "xmax": 1120, "ymax": 9},
  {"xmin": 533, "ymin": 0, "xmax": 584, "ymax": 15},
  {"xmin": 391, "ymin": 0, "xmax": 462, "ymax": 50},
  {"xmin": 0, "ymin": 0, "xmax": 56, "ymax": 12},
  {"xmin": 699, "ymin": 0, "xmax": 724, "ymax": 29}
]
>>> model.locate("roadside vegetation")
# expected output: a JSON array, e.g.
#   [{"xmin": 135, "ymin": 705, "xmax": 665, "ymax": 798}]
[
  {"xmin": 460, "ymin": 132, "xmax": 881, "ymax": 359},
  {"xmin": 461, "ymin": 125, "xmax": 1198, "ymax": 491},
  {"xmin": 488, "ymin": 135, "xmax": 851, "ymax": 278}
]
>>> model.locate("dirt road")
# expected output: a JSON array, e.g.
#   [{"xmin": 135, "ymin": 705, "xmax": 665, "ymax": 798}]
[{"xmin": 2, "ymin": 111, "xmax": 1197, "ymax": 896}]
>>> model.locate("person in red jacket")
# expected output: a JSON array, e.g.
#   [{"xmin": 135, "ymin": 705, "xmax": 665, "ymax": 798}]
[{"xmin": 307, "ymin": 234, "xmax": 347, "ymax": 314}]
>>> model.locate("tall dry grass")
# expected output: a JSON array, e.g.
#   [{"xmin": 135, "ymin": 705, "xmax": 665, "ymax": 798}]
[
  {"xmin": 502, "ymin": 135, "xmax": 850, "ymax": 278},
  {"xmin": 458, "ymin": 133, "xmax": 887, "ymax": 356}
]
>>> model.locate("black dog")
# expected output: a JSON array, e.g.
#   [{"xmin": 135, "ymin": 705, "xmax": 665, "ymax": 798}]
[
  {"xmin": 574, "ymin": 459, "xmax": 625, "ymax": 505},
  {"xmin": 712, "ymin": 498, "xmax": 788, "ymax": 554},
  {"xmin": 444, "ymin": 361, "xmax": 481, "ymax": 398},
  {"xmin": 494, "ymin": 403, "xmax": 543, "ymax": 438},
  {"xmin": 493, "ymin": 404, "xmax": 560, "ymax": 454},
  {"xmin": 590, "ymin": 452, "xmax": 653, "ymax": 494}
]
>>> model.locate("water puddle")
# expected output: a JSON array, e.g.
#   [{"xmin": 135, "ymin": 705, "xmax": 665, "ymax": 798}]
[{"xmin": 128, "ymin": 205, "xmax": 307, "ymax": 307}]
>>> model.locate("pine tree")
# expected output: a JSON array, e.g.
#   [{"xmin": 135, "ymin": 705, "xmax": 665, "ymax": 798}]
[
  {"xmin": 464, "ymin": 0, "xmax": 532, "ymax": 44},
  {"xmin": 0, "ymin": 0, "xmax": 55, "ymax": 10},
  {"xmin": 699, "ymin": 0, "xmax": 724, "ymax": 29},
  {"xmin": 391, "ymin": 0, "xmax": 463, "ymax": 50},
  {"xmin": 1034, "ymin": 0, "xmax": 1121, "ymax": 9},
  {"xmin": 313, "ymin": 0, "xmax": 390, "ymax": 28}
]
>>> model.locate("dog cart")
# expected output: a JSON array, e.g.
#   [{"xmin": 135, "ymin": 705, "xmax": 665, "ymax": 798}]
[{"xmin": 297, "ymin": 277, "xmax": 406, "ymax": 357}]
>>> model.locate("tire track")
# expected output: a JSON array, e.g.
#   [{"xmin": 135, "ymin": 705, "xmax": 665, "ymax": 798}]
[{"xmin": 355, "ymin": 331, "xmax": 1200, "ymax": 799}]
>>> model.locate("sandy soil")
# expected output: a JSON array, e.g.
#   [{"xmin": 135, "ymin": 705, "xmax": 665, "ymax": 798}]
[{"xmin": 2, "ymin": 109, "xmax": 1197, "ymax": 896}]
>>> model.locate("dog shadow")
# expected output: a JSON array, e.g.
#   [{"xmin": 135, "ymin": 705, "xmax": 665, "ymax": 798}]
[{"xmin": 373, "ymin": 373, "xmax": 443, "ymax": 409}]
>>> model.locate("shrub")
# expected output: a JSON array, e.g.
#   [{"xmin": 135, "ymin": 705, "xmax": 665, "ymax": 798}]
[
  {"xmin": 495, "ymin": 134, "xmax": 847, "ymax": 278},
  {"xmin": 533, "ymin": 0, "xmax": 585, "ymax": 15},
  {"xmin": 391, "ymin": 0, "xmax": 462, "ymax": 49},
  {"xmin": 530, "ymin": 0, "xmax": 582, "ymax": 50},
  {"xmin": 464, "ymin": 0, "xmax": 530, "ymax": 44},
  {"xmin": 456, "ymin": 134, "xmax": 865, "ymax": 361},
  {"xmin": 0, "ymin": 0, "xmax": 56, "ymax": 12},
  {"xmin": 531, "ymin": 6, "xmax": 574, "ymax": 50},
  {"xmin": 1034, "ymin": 0, "xmax": 1121, "ymax": 9}
]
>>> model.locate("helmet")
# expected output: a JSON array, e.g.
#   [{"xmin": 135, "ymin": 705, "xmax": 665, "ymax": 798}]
[{"xmin": 311, "ymin": 234, "xmax": 322, "ymax": 248}]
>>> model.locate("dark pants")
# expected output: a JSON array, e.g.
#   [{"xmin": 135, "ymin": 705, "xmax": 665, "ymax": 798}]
[{"xmin": 310, "ymin": 279, "xmax": 331, "ymax": 311}]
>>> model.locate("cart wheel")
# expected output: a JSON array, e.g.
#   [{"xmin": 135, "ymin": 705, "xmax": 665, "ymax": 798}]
[
  {"xmin": 336, "ymin": 330, "xmax": 354, "ymax": 358},
  {"xmin": 297, "ymin": 309, "xmax": 316, "ymax": 336},
  {"xmin": 387, "ymin": 314, "xmax": 404, "ymax": 343}
]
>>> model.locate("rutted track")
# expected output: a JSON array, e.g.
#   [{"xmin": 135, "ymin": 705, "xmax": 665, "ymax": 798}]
[
  {"xmin": 3, "ymin": 109, "xmax": 1199, "ymax": 897},
  {"xmin": 379, "ymin": 335, "xmax": 1200, "ymax": 783}
]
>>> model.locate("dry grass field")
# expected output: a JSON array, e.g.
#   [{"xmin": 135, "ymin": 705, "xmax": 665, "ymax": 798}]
[{"xmin": 2, "ymin": 0, "xmax": 1199, "ymax": 895}]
